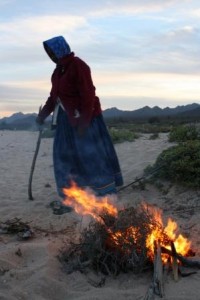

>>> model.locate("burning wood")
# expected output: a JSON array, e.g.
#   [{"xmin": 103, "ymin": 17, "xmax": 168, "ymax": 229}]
[
  {"xmin": 59, "ymin": 182, "xmax": 199, "ymax": 297},
  {"xmin": 60, "ymin": 207, "xmax": 154, "ymax": 275},
  {"xmin": 171, "ymin": 241, "xmax": 179, "ymax": 281}
]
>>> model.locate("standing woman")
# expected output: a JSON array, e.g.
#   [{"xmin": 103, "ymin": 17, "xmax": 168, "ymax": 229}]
[{"xmin": 36, "ymin": 36, "xmax": 123, "ymax": 214}]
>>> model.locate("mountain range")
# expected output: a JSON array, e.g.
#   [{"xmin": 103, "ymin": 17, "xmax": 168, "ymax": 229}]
[
  {"xmin": 0, "ymin": 103, "xmax": 200, "ymax": 130},
  {"xmin": 102, "ymin": 103, "xmax": 200, "ymax": 119}
]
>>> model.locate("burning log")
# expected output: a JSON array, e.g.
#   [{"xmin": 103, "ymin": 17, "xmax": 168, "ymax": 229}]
[
  {"xmin": 161, "ymin": 247, "xmax": 200, "ymax": 269},
  {"xmin": 153, "ymin": 241, "xmax": 164, "ymax": 297},
  {"xmin": 171, "ymin": 241, "xmax": 179, "ymax": 281}
]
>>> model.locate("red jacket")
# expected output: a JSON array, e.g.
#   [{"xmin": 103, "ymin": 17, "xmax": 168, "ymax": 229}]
[{"xmin": 39, "ymin": 52, "xmax": 102, "ymax": 127}]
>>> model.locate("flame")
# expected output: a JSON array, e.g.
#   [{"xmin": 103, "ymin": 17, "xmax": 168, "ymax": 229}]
[
  {"xmin": 108, "ymin": 226, "xmax": 139, "ymax": 247},
  {"xmin": 62, "ymin": 181, "xmax": 117, "ymax": 221},
  {"xmin": 62, "ymin": 182, "xmax": 191, "ymax": 262},
  {"xmin": 145, "ymin": 208, "xmax": 191, "ymax": 262},
  {"xmin": 164, "ymin": 218, "xmax": 191, "ymax": 256}
]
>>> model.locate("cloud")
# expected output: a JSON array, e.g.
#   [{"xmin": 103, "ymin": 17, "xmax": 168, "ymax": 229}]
[
  {"xmin": 1, "ymin": 0, "xmax": 200, "ymax": 117},
  {"xmin": 95, "ymin": 71, "xmax": 200, "ymax": 102},
  {"xmin": 0, "ymin": 81, "xmax": 49, "ymax": 101},
  {"xmin": 0, "ymin": 15, "xmax": 88, "ymax": 46},
  {"xmin": 86, "ymin": 0, "xmax": 190, "ymax": 17}
]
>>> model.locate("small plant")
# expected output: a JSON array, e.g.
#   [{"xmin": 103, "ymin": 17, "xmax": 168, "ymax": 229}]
[
  {"xmin": 109, "ymin": 128, "xmax": 137, "ymax": 143},
  {"xmin": 169, "ymin": 125, "xmax": 199, "ymax": 143},
  {"xmin": 145, "ymin": 140, "xmax": 200, "ymax": 188}
]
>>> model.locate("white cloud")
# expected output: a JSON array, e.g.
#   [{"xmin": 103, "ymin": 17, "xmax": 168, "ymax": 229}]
[
  {"xmin": 87, "ymin": 0, "xmax": 191, "ymax": 17},
  {"xmin": 1, "ymin": 0, "xmax": 200, "ymax": 116},
  {"xmin": 0, "ymin": 15, "xmax": 88, "ymax": 46}
]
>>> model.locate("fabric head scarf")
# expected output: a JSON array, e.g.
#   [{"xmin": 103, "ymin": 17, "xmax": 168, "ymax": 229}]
[{"xmin": 43, "ymin": 36, "xmax": 71, "ymax": 63}]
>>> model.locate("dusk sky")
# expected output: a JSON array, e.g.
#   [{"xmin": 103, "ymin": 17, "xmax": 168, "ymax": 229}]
[{"xmin": 1, "ymin": 0, "xmax": 200, "ymax": 117}]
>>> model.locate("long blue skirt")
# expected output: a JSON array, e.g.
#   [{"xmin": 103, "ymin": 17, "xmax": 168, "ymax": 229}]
[{"xmin": 53, "ymin": 108, "xmax": 123, "ymax": 198}]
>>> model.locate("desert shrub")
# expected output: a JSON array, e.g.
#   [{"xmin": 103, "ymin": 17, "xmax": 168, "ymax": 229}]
[
  {"xmin": 41, "ymin": 127, "xmax": 137, "ymax": 143},
  {"xmin": 169, "ymin": 125, "xmax": 199, "ymax": 142},
  {"xmin": 144, "ymin": 141, "xmax": 200, "ymax": 188},
  {"xmin": 109, "ymin": 128, "xmax": 137, "ymax": 143}
]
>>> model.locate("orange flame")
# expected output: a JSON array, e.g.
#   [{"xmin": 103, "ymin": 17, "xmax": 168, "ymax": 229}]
[
  {"xmin": 145, "ymin": 206, "xmax": 191, "ymax": 262},
  {"xmin": 62, "ymin": 182, "xmax": 191, "ymax": 261},
  {"xmin": 62, "ymin": 181, "xmax": 117, "ymax": 221},
  {"xmin": 108, "ymin": 226, "xmax": 139, "ymax": 248}
]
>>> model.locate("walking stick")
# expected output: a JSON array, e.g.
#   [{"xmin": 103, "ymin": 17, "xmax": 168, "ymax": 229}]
[{"xmin": 28, "ymin": 106, "xmax": 43, "ymax": 200}]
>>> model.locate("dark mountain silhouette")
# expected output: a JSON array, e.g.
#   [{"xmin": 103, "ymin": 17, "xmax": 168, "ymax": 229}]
[
  {"xmin": 0, "ymin": 113, "xmax": 51, "ymax": 130},
  {"xmin": 102, "ymin": 103, "xmax": 200, "ymax": 119},
  {"xmin": 0, "ymin": 112, "xmax": 37, "ymax": 124},
  {"xmin": 0, "ymin": 103, "xmax": 200, "ymax": 130}
]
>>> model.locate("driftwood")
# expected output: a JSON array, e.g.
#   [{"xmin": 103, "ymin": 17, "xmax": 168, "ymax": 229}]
[
  {"xmin": 144, "ymin": 242, "xmax": 164, "ymax": 300},
  {"xmin": 161, "ymin": 247, "xmax": 200, "ymax": 269},
  {"xmin": 171, "ymin": 241, "xmax": 179, "ymax": 281},
  {"xmin": 28, "ymin": 105, "xmax": 43, "ymax": 200}
]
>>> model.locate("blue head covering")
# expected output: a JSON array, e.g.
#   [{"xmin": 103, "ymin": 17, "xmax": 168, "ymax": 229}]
[{"xmin": 43, "ymin": 36, "xmax": 71, "ymax": 61}]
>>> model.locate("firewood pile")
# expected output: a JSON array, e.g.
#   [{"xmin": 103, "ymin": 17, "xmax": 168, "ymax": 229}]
[
  {"xmin": 59, "ymin": 204, "xmax": 200, "ymax": 298},
  {"xmin": 60, "ymin": 206, "xmax": 159, "ymax": 275}
]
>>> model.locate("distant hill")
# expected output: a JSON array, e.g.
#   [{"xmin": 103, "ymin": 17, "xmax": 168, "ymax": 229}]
[
  {"xmin": 0, "ymin": 112, "xmax": 51, "ymax": 130},
  {"xmin": 102, "ymin": 103, "xmax": 200, "ymax": 119},
  {"xmin": 0, "ymin": 112, "xmax": 37, "ymax": 124},
  {"xmin": 0, "ymin": 103, "xmax": 200, "ymax": 130}
]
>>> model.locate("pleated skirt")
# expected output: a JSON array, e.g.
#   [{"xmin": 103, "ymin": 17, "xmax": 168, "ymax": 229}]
[{"xmin": 53, "ymin": 108, "xmax": 123, "ymax": 198}]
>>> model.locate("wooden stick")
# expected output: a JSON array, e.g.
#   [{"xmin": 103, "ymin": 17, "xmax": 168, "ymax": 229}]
[
  {"xmin": 171, "ymin": 241, "xmax": 179, "ymax": 281},
  {"xmin": 154, "ymin": 241, "xmax": 164, "ymax": 297},
  {"xmin": 143, "ymin": 283, "xmax": 154, "ymax": 300},
  {"xmin": 161, "ymin": 247, "xmax": 200, "ymax": 269},
  {"xmin": 144, "ymin": 241, "xmax": 164, "ymax": 300},
  {"xmin": 28, "ymin": 106, "xmax": 43, "ymax": 200}
]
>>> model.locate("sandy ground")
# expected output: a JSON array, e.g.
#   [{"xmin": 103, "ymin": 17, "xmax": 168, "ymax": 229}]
[{"xmin": 0, "ymin": 130, "xmax": 199, "ymax": 300}]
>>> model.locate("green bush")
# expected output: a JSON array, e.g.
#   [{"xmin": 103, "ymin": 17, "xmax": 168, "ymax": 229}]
[
  {"xmin": 109, "ymin": 128, "xmax": 137, "ymax": 143},
  {"xmin": 169, "ymin": 125, "xmax": 199, "ymax": 142},
  {"xmin": 144, "ymin": 140, "xmax": 200, "ymax": 188},
  {"xmin": 41, "ymin": 127, "xmax": 137, "ymax": 143}
]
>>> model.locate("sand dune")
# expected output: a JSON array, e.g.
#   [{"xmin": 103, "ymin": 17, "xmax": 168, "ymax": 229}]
[{"xmin": 0, "ymin": 131, "xmax": 199, "ymax": 299}]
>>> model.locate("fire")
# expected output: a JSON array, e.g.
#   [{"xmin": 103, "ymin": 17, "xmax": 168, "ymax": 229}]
[
  {"xmin": 165, "ymin": 218, "xmax": 191, "ymax": 255},
  {"xmin": 108, "ymin": 226, "xmax": 139, "ymax": 250},
  {"xmin": 145, "ymin": 207, "xmax": 191, "ymax": 262},
  {"xmin": 62, "ymin": 181, "xmax": 117, "ymax": 221},
  {"xmin": 62, "ymin": 182, "xmax": 191, "ymax": 262}
]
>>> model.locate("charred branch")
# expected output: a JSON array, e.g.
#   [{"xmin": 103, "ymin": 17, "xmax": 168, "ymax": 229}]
[{"xmin": 161, "ymin": 247, "xmax": 200, "ymax": 269}]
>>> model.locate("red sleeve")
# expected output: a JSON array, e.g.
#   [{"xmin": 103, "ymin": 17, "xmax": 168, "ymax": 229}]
[
  {"xmin": 38, "ymin": 71, "xmax": 56, "ymax": 120},
  {"xmin": 38, "ymin": 96, "xmax": 55, "ymax": 121},
  {"xmin": 76, "ymin": 59, "xmax": 96, "ymax": 128}
]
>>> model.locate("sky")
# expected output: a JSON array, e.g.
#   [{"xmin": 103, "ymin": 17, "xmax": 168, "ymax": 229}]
[{"xmin": 1, "ymin": 0, "xmax": 200, "ymax": 117}]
